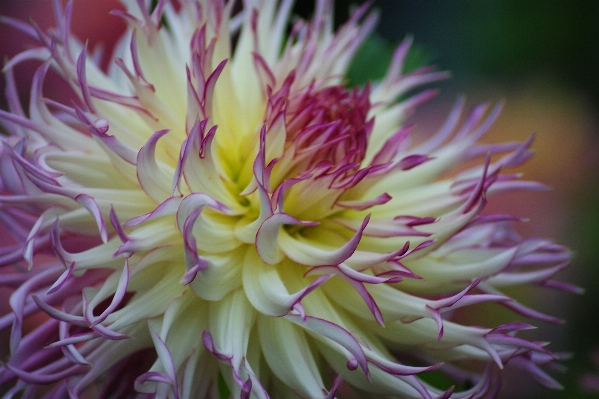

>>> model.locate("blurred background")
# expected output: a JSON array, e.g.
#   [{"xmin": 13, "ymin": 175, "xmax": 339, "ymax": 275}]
[{"xmin": 1, "ymin": 1, "xmax": 598, "ymax": 398}]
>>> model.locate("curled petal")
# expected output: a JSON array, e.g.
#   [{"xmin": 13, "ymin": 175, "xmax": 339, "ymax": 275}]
[
  {"xmin": 243, "ymin": 250, "xmax": 331, "ymax": 317},
  {"xmin": 256, "ymin": 212, "xmax": 317, "ymax": 265},
  {"xmin": 137, "ymin": 129, "xmax": 175, "ymax": 202},
  {"xmin": 280, "ymin": 215, "xmax": 370, "ymax": 266},
  {"xmin": 75, "ymin": 194, "xmax": 108, "ymax": 243}
]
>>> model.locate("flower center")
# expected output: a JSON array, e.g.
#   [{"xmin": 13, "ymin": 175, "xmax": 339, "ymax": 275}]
[{"xmin": 285, "ymin": 84, "xmax": 372, "ymax": 170}]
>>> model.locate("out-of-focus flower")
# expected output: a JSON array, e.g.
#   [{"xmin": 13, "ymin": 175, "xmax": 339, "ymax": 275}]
[
  {"xmin": 0, "ymin": 1, "xmax": 576, "ymax": 398},
  {"xmin": 580, "ymin": 350, "xmax": 599, "ymax": 394}
]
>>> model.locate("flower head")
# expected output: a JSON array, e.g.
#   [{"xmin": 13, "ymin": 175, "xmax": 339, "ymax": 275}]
[{"xmin": 0, "ymin": 1, "xmax": 575, "ymax": 398}]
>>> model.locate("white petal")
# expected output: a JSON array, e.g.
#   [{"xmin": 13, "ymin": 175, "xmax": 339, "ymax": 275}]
[{"xmin": 258, "ymin": 315, "xmax": 326, "ymax": 398}]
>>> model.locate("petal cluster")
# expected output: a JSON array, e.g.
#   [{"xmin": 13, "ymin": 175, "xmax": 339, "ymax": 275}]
[{"xmin": 0, "ymin": 1, "xmax": 574, "ymax": 398}]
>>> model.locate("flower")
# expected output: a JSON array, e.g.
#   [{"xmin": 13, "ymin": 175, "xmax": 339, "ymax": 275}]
[
  {"xmin": 0, "ymin": 0, "xmax": 576, "ymax": 398},
  {"xmin": 580, "ymin": 350, "xmax": 599, "ymax": 394}
]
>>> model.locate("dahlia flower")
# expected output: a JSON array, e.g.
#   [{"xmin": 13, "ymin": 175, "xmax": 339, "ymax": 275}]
[{"xmin": 0, "ymin": 1, "xmax": 575, "ymax": 398}]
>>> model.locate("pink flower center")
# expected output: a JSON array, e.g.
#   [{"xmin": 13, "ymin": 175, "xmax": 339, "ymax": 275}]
[{"xmin": 286, "ymin": 84, "xmax": 372, "ymax": 170}]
